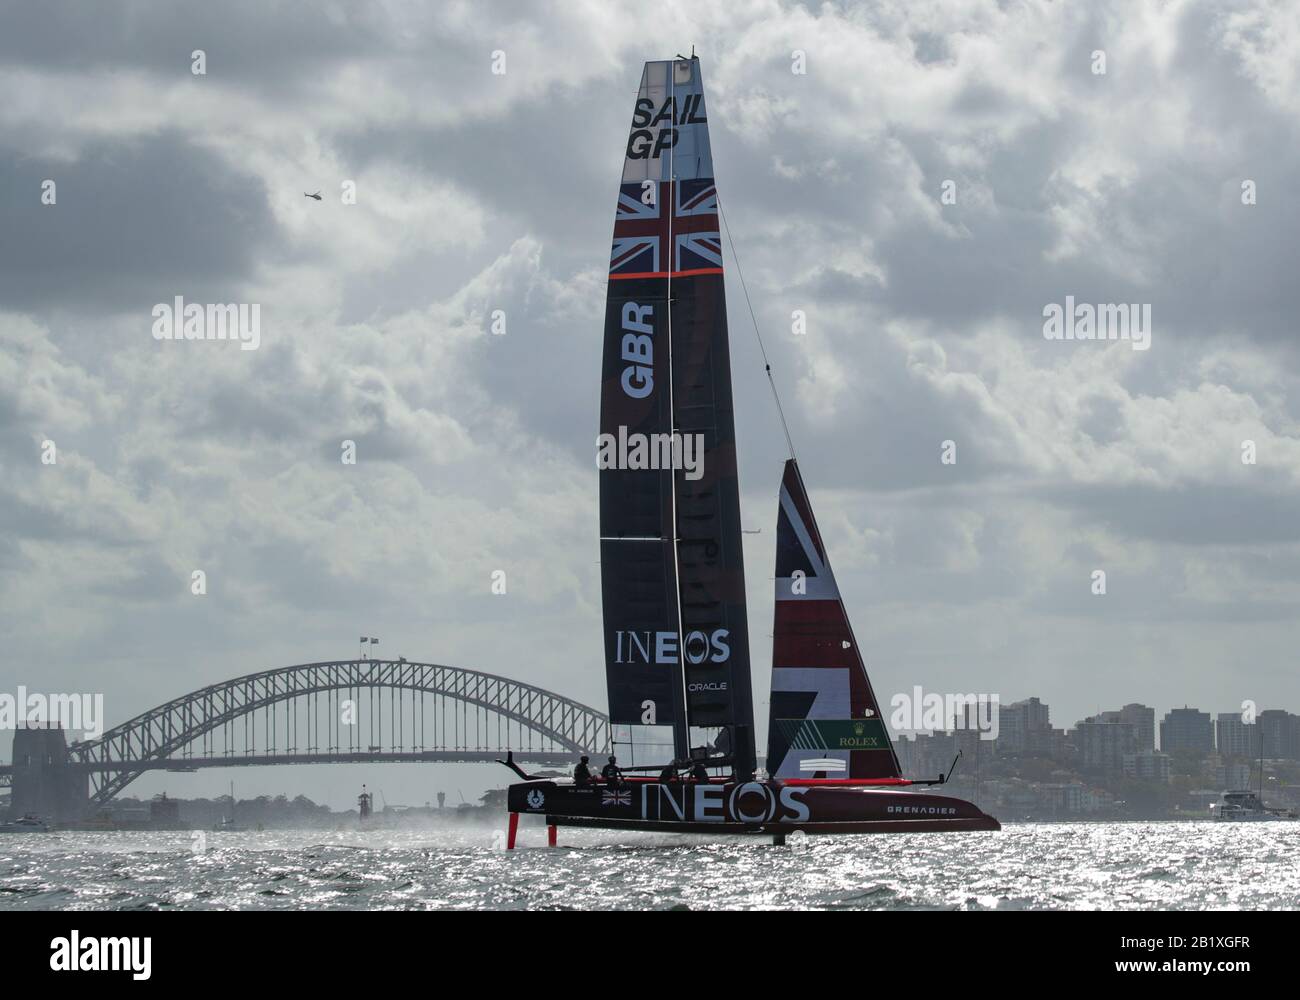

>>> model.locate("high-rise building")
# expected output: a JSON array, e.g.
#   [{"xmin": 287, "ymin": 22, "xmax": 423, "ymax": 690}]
[
  {"xmin": 995, "ymin": 697, "xmax": 1051, "ymax": 754},
  {"xmin": 1257, "ymin": 710, "xmax": 1300, "ymax": 760},
  {"xmin": 893, "ymin": 733, "xmax": 916, "ymax": 776},
  {"xmin": 1025, "ymin": 726, "xmax": 1068, "ymax": 760},
  {"xmin": 1123, "ymin": 751, "xmax": 1172, "ymax": 781},
  {"xmin": 910, "ymin": 730, "xmax": 958, "ymax": 780},
  {"xmin": 1216, "ymin": 713, "xmax": 1256, "ymax": 759},
  {"xmin": 1160, "ymin": 707, "xmax": 1213, "ymax": 756},
  {"xmin": 1073, "ymin": 715, "xmax": 1139, "ymax": 775},
  {"xmin": 1119, "ymin": 704, "xmax": 1156, "ymax": 752}
]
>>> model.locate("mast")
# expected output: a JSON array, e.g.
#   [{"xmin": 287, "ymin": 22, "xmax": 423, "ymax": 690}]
[
  {"xmin": 662, "ymin": 57, "xmax": 756, "ymax": 778},
  {"xmin": 663, "ymin": 58, "xmax": 689, "ymax": 760}
]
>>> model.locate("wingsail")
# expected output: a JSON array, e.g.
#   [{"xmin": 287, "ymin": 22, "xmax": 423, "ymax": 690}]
[
  {"xmin": 766, "ymin": 460, "xmax": 902, "ymax": 780},
  {"xmin": 598, "ymin": 57, "xmax": 755, "ymax": 775}
]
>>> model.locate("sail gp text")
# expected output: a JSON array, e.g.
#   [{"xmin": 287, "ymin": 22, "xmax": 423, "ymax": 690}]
[
  {"xmin": 640, "ymin": 781, "xmax": 809, "ymax": 824},
  {"xmin": 625, "ymin": 94, "xmax": 707, "ymax": 160}
]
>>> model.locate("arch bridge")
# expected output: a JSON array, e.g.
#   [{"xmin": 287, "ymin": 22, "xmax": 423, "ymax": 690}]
[{"xmin": 3, "ymin": 660, "xmax": 610, "ymax": 811}]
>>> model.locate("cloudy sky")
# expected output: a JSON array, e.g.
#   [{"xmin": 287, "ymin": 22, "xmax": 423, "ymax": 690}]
[{"xmin": 2, "ymin": 0, "xmax": 1299, "ymax": 807}]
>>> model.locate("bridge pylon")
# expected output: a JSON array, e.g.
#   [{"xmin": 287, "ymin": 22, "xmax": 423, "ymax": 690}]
[{"xmin": 9, "ymin": 725, "xmax": 89, "ymax": 824}]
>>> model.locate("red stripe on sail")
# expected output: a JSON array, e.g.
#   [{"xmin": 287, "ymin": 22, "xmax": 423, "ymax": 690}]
[
  {"xmin": 609, "ymin": 268, "xmax": 724, "ymax": 280},
  {"xmin": 772, "ymin": 602, "xmax": 865, "ymax": 671}
]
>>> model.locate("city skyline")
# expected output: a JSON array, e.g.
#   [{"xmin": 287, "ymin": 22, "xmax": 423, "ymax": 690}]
[{"xmin": 897, "ymin": 692, "xmax": 1295, "ymax": 753}]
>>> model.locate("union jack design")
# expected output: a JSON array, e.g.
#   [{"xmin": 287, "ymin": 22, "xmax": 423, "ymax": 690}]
[
  {"xmin": 601, "ymin": 788, "xmax": 632, "ymax": 807},
  {"xmin": 609, "ymin": 179, "xmax": 723, "ymax": 279},
  {"xmin": 767, "ymin": 459, "xmax": 902, "ymax": 781}
]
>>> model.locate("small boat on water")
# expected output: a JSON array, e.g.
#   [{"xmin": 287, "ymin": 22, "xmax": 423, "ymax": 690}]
[
  {"xmin": 212, "ymin": 781, "xmax": 248, "ymax": 831},
  {"xmin": 0, "ymin": 814, "xmax": 50, "ymax": 833},
  {"xmin": 503, "ymin": 55, "xmax": 998, "ymax": 846},
  {"xmin": 1211, "ymin": 724, "xmax": 1299, "ymax": 821},
  {"xmin": 1211, "ymin": 789, "xmax": 1298, "ymax": 822}
]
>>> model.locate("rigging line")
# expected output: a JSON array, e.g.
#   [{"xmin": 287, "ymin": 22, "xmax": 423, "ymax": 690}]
[
  {"xmin": 717, "ymin": 194, "xmax": 798, "ymax": 464},
  {"xmin": 665, "ymin": 58, "xmax": 690, "ymax": 761}
]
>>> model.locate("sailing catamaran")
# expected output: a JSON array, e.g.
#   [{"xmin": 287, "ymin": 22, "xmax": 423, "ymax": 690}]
[{"xmin": 503, "ymin": 55, "xmax": 999, "ymax": 844}]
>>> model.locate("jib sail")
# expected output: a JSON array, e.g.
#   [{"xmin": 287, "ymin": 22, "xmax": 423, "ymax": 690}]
[
  {"xmin": 599, "ymin": 57, "xmax": 756, "ymax": 774},
  {"xmin": 766, "ymin": 460, "xmax": 902, "ymax": 780}
]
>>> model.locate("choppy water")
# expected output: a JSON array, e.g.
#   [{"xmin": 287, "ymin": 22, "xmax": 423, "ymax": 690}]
[{"xmin": 1, "ymin": 821, "xmax": 1297, "ymax": 910}]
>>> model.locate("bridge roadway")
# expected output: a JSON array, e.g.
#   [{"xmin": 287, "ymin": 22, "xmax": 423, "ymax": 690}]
[{"xmin": 0, "ymin": 750, "xmax": 570, "ymax": 778}]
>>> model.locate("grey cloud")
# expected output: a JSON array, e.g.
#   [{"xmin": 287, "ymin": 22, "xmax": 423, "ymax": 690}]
[
  {"xmin": 1043, "ymin": 482, "xmax": 1300, "ymax": 547},
  {"xmin": 0, "ymin": 0, "xmax": 391, "ymax": 84},
  {"xmin": 0, "ymin": 132, "xmax": 277, "ymax": 314}
]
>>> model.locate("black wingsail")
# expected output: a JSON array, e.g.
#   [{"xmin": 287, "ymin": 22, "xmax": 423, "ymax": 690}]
[{"xmin": 598, "ymin": 57, "xmax": 755, "ymax": 775}]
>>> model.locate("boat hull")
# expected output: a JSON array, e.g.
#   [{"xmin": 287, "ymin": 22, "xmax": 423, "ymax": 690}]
[
  {"xmin": 507, "ymin": 779, "xmax": 999, "ymax": 835},
  {"xmin": 1214, "ymin": 812, "xmax": 1299, "ymax": 822}
]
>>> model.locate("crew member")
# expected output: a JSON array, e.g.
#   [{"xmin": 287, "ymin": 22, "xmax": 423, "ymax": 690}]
[
  {"xmin": 602, "ymin": 755, "xmax": 623, "ymax": 787},
  {"xmin": 573, "ymin": 755, "xmax": 593, "ymax": 786},
  {"xmin": 658, "ymin": 763, "xmax": 676, "ymax": 784},
  {"xmin": 691, "ymin": 761, "xmax": 710, "ymax": 783}
]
